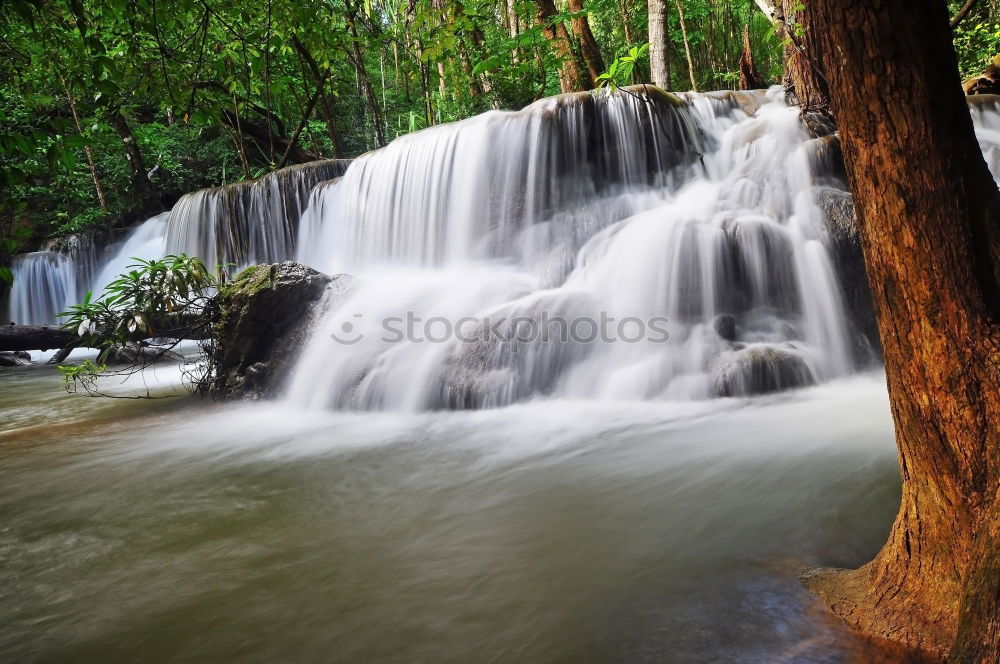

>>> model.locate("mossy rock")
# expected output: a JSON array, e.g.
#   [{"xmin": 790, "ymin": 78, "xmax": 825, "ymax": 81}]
[{"xmin": 210, "ymin": 261, "xmax": 350, "ymax": 399}]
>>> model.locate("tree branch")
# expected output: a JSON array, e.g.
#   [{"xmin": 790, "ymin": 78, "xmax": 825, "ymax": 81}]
[{"xmin": 951, "ymin": 0, "xmax": 981, "ymax": 30}]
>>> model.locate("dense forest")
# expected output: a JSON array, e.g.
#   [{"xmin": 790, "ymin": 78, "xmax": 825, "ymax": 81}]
[{"xmin": 1, "ymin": 0, "xmax": 999, "ymax": 271}]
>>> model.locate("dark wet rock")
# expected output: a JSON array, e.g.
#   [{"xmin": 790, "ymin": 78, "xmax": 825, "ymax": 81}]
[
  {"xmin": 799, "ymin": 110, "xmax": 836, "ymax": 139},
  {"xmin": 436, "ymin": 292, "xmax": 597, "ymax": 409},
  {"xmin": 964, "ymin": 56, "xmax": 1000, "ymax": 95},
  {"xmin": 0, "ymin": 350, "xmax": 32, "ymax": 367},
  {"xmin": 210, "ymin": 262, "xmax": 352, "ymax": 399},
  {"xmin": 713, "ymin": 314, "xmax": 737, "ymax": 342},
  {"xmin": 967, "ymin": 93, "xmax": 1000, "ymax": 110},
  {"xmin": 814, "ymin": 187, "xmax": 881, "ymax": 363},
  {"xmin": 808, "ymin": 134, "xmax": 846, "ymax": 185},
  {"xmin": 711, "ymin": 347, "xmax": 815, "ymax": 397},
  {"xmin": 717, "ymin": 217, "xmax": 800, "ymax": 317}
]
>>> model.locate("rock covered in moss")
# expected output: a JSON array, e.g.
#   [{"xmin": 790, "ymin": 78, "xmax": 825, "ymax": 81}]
[{"xmin": 210, "ymin": 262, "xmax": 350, "ymax": 399}]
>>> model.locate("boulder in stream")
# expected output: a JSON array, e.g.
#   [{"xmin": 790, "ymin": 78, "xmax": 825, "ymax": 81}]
[
  {"xmin": 210, "ymin": 262, "xmax": 351, "ymax": 399},
  {"xmin": 711, "ymin": 346, "xmax": 815, "ymax": 397},
  {"xmin": 0, "ymin": 351, "xmax": 32, "ymax": 367}
]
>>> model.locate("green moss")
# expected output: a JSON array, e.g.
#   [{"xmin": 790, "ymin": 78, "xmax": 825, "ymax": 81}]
[{"xmin": 220, "ymin": 264, "xmax": 274, "ymax": 299}]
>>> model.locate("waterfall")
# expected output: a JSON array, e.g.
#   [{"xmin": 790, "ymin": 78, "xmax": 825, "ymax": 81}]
[
  {"xmin": 9, "ymin": 87, "xmax": 1000, "ymax": 407},
  {"xmin": 4, "ymin": 160, "xmax": 349, "ymax": 323},
  {"xmin": 284, "ymin": 87, "xmax": 858, "ymax": 411},
  {"xmin": 165, "ymin": 159, "xmax": 350, "ymax": 272},
  {"xmin": 298, "ymin": 89, "xmax": 702, "ymax": 272},
  {"xmin": 90, "ymin": 212, "xmax": 171, "ymax": 295},
  {"xmin": 6, "ymin": 251, "xmax": 78, "ymax": 325}
]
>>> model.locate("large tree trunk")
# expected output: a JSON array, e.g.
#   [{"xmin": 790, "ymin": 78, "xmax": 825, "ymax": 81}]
[
  {"xmin": 648, "ymin": 0, "xmax": 670, "ymax": 89},
  {"xmin": 803, "ymin": 0, "xmax": 1000, "ymax": 660},
  {"xmin": 753, "ymin": 0, "xmax": 829, "ymax": 110},
  {"xmin": 779, "ymin": 0, "xmax": 828, "ymax": 110},
  {"xmin": 535, "ymin": 0, "xmax": 590, "ymax": 92},
  {"xmin": 738, "ymin": 24, "xmax": 766, "ymax": 90},
  {"xmin": 566, "ymin": 0, "xmax": 605, "ymax": 84}
]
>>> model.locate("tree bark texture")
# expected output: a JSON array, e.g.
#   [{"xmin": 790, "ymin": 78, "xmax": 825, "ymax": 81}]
[
  {"xmin": 648, "ymin": 0, "xmax": 670, "ymax": 90},
  {"xmin": 566, "ymin": 0, "xmax": 605, "ymax": 84},
  {"xmin": 535, "ymin": 0, "xmax": 590, "ymax": 92},
  {"xmin": 804, "ymin": 0, "xmax": 1000, "ymax": 660},
  {"xmin": 738, "ymin": 24, "xmax": 767, "ymax": 90},
  {"xmin": 753, "ymin": 0, "xmax": 829, "ymax": 110}
]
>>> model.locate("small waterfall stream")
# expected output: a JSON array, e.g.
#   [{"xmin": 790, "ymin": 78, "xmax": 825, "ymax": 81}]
[
  {"xmin": 5, "ymin": 251, "xmax": 78, "ymax": 325},
  {"xmin": 3, "ymin": 159, "xmax": 348, "ymax": 323}
]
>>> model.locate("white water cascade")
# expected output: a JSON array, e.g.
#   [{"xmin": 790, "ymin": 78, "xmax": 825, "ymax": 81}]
[
  {"xmin": 6, "ymin": 251, "xmax": 79, "ymax": 325},
  {"xmin": 3, "ymin": 160, "xmax": 347, "ymax": 324},
  {"xmin": 286, "ymin": 88, "xmax": 858, "ymax": 410},
  {"xmin": 8, "ymin": 89, "xmax": 1000, "ymax": 410},
  {"xmin": 90, "ymin": 212, "xmax": 171, "ymax": 294}
]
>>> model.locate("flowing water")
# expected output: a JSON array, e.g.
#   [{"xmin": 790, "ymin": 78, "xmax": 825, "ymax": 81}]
[
  {"xmin": 6, "ymin": 88, "xmax": 999, "ymax": 661},
  {"xmin": 1, "ymin": 367, "xmax": 908, "ymax": 663},
  {"xmin": 6, "ymin": 251, "xmax": 79, "ymax": 325},
  {"xmin": 288, "ymin": 89, "xmax": 854, "ymax": 409}
]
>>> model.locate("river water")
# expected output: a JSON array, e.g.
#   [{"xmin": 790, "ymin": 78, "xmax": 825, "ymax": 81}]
[{"xmin": 1, "ymin": 364, "xmax": 912, "ymax": 663}]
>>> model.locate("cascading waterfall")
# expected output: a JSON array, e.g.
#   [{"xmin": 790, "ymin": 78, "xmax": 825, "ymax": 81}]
[
  {"xmin": 164, "ymin": 159, "xmax": 350, "ymax": 271},
  {"xmin": 90, "ymin": 212, "xmax": 171, "ymax": 294},
  {"xmin": 5, "ymin": 251, "xmax": 79, "ymax": 325},
  {"xmin": 9, "ymin": 88, "xmax": 1000, "ymax": 410},
  {"xmin": 286, "ymin": 87, "xmax": 855, "ymax": 411},
  {"xmin": 971, "ymin": 96, "xmax": 1000, "ymax": 179},
  {"xmin": 4, "ymin": 160, "xmax": 348, "ymax": 324}
]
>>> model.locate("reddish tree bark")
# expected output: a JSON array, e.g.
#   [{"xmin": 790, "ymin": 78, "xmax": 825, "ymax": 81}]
[
  {"xmin": 754, "ymin": 0, "xmax": 829, "ymax": 110},
  {"xmin": 803, "ymin": 0, "xmax": 1000, "ymax": 660},
  {"xmin": 566, "ymin": 0, "xmax": 605, "ymax": 84},
  {"xmin": 738, "ymin": 25, "xmax": 766, "ymax": 90},
  {"xmin": 535, "ymin": 0, "xmax": 590, "ymax": 92}
]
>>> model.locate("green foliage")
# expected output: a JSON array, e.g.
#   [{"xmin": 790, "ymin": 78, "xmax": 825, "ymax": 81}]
[
  {"xmin": 954, "ymin": 20, "xmax": 1000, "ymax": 78},
  {"xmin": 597, "ymin": 43, "xmax": 650, "ymax": 91},
  {"xmin": 0, "ymin": 0, "xmax": 997, "ymax": 262},
  {"xmin": 57, "ymin": 359, "xmax": 107, "ymax": 394},
  {"xmin": 59, "ymin": 254, "xmax": 217, "ymax": 363}
]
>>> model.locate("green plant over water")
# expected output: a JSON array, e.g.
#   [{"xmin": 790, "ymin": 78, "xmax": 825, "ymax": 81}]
[{"xmin": 57, "ymin": 254, "xmax": 220, "ymax": 396}]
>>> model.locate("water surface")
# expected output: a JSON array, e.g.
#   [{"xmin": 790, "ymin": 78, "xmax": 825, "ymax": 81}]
[{"xmin": 0, "ymin": 367, "xmax": 907, "ymax": 663}]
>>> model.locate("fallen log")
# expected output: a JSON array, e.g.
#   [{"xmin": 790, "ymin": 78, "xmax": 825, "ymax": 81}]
[{"xmin": 0, "ymin": 322, "xmax": 211, "ymax": 352}]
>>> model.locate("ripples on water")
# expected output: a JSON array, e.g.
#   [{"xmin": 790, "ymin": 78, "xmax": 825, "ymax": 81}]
[{"xmin": 0, "ymin": 367, "xmax": 913, "ymax": 663}]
